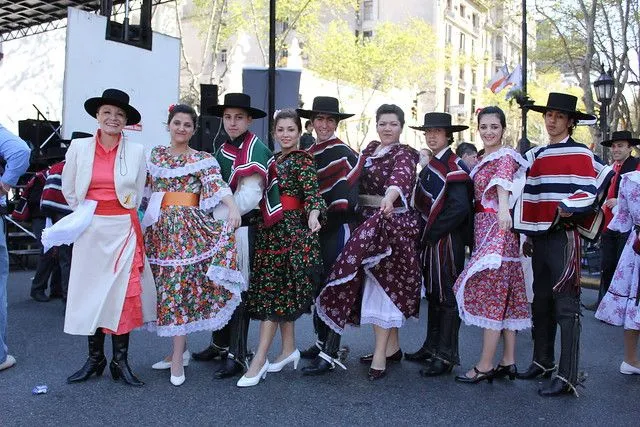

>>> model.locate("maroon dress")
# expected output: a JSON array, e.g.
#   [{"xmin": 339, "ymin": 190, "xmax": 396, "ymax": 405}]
[{"xmin": 316, "ymin": 141, "xmax": 422, "ymax": 334}]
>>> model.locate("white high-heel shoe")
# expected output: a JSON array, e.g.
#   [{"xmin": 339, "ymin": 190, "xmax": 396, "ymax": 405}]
[
  {"xmin": 170, "ymin": 367, "xmax": 186, "ymax": 386},
  {"xmin": 152, "ymin": 350, "xmax": 191, "ymax": 370},
  {"xmin": 237, "ymin": 360, "xmax": 269, "ymax": 387},
  {"xmin": 620, "ymin": 361, "xmax": 640, "ymax": 375},
  {"xmin": 267, "ymin": 349, "xmax": 301, "ymax": 372}
]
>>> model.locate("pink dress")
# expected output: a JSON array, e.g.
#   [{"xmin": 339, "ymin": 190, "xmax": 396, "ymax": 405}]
[
  {"xmin": 596, "ymin": 172, "xmax": 640, "ymax": 330},
  {"xmin": 453, "ymin": 148, "xmax": 531, "ymax": 330}
]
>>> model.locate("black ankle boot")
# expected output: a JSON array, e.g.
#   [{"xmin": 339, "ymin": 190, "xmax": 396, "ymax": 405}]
[
  {"xmin": 67, "ymin": 330, "xmax": 107, "ymax": 384},
  {"xmin": 109, "ymin": 333, "xmax": 144, "ymax": 387},
  {"xmin": 213, "ymin": 356, "xmax": 246, "ymax": 379}
]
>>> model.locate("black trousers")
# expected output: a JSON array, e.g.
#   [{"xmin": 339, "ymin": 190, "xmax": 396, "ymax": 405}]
[
  {"xmin": 30, "ymin": 217, "xmax": 72, "ymax": 298},
  {"xmin": 211, "ymin": 226, "xmax": 256, "ymax": 363},
  {"xmin": 531, "ymin": 230, "xmax": 581, "ymax": 385},
  {"xmin": 598, "ymin": 230, "xmax": 629, "ymax": 303},
  {"xmin": 311, "ymin": 222, "xmax": 350, "ymax": 355}
]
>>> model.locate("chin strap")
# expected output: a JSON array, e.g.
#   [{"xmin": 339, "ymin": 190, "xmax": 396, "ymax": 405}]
[
  {"xmin": 555, "ymin": 375, "xmax": 579, "ymax": 397},
  {"xmin": 534, "ymin": 360, "xmax": 556, "ymax": 374},
  {"xmin": 318, "ymin": 351, "xmax": 347, "ymax": 370}
]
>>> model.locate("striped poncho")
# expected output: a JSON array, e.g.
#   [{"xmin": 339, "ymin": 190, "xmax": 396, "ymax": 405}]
[
  {"xmin": 215, "ymin": 131, "xmax": 283, "ymax": 227},
  {"xmin": 513, "ymin": 138, "xmax": 613, "ymax": 240}
]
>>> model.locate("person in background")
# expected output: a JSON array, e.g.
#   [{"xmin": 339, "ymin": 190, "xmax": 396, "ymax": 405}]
[
  {"xmin": 585, "ymin": 131, "xmax": 640, "ymax": 311},
  {"xmin": 0, "ymin": 122, "xmax": 31, "ymax": 372},
  {"xmin": 456, "ymin": 142, "xmax": 479, "ymax": 170},
  {"xmin": 299, "ymin": 120, "xmax": 315, "ymax": 151},
  {"xmin": 33, "ymin": 158, "xmax": 74, "ymax": 305}
]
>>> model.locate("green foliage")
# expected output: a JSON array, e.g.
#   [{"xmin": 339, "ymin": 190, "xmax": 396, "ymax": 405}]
[
  {"xmin": 482, "ymin": 72, "xmax": 592, "ymax": 147},
  {"xmin": 306, "ymin": 19, "xmax": 438, "ymax": 92}
]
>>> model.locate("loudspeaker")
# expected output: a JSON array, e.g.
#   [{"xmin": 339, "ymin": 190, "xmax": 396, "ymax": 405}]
[
  {"xmin": 190, "ymin": 115, "xmax": 226, "ymax": 153},
  {"xmin": 18, "ymin": 119, "xmax": 61, "ymax": 148},
  {"xmin": 200, "ymin": 84, "xmax": 219, "ymax": 115}
]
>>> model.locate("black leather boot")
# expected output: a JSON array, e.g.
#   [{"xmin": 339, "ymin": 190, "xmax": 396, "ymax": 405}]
[
  {"xmin": 67, "ymin": 330, "xmax": 107, "ymax": 383},
  {"xmin": 301, "ymin": 309, "xmax": 330, "ymax": 359},
  {"xmin": 539, "ymin": 295, "xmax": 582, "ymax": 397},
  {"xmin": 193, "ymin": 327, "xmax": 230, "ymax": 361},
  {"xmin": 518, "ymin": 294, "xmax": 557, "ymax": 380},
  {"xmin": 435, "ymin": 306, "xmax": 461, "ymax": 367},
  {"xmin": 213, "ymin": 355, "xmax": 246, "ymax": 379},
  {"xmin": 109, "ymin": 333, "xmax": 144, "ymax": 387},
  {"xmin": 214, "ymin": 307, "xmax": 250, "ymax": 379},
  {"xmin": 302, "ymin": 331, "xmax": 344, "ymax": 376},
  {"xmin": 405, "ymin": 303, "xmax": 440, "ymax": 362}
]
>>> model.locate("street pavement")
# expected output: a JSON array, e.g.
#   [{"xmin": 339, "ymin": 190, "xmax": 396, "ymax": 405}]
[{"xmin": 0, "ymin": 270, "xmax": 637, "ymax": 426}]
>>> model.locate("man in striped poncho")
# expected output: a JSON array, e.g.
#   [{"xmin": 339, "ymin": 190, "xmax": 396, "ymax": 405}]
[
  {"xmin": 295, "ymin": 97, "xmax": 360, "ymax": 376},
  {"xmin": 513, "ymin": 93, "xmax": 613, "ymax": 397}
]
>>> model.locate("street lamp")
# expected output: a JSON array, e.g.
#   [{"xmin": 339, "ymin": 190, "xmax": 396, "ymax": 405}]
[{"xmin": 593, "ymin": 63, "xmax": 615, "ymax": 162}]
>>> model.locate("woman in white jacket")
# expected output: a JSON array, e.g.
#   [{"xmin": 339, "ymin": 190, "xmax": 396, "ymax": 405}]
[{"xmin": 55, "ymin": 89, "xmax": 156, "ymax": 386}]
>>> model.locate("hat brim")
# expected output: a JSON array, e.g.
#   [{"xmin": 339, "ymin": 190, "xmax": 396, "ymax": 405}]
[
  {"xmin": 524, "ymin": 105, "xmax": 596, "ymax": 122},
  {"xmin": 296, "ymin": 108, "xmax": 354, "ymax": 121},
  {"xmin": 601, "ymin": 137, "xmax": 640, "ymax": 147},
  {"xmin": 409, "ymin": 124, "xmax": 469, "ymax": 132},
  {"xmin": 207, "ymin": 104, "xmax": 267, "ymax": 119},
  {"xmin": 84, "ymin": 97, "xmax": 141, "ymax": 125}
]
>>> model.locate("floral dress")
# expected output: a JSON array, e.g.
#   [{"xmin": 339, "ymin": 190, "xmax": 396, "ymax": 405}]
[
  {"xmin": 316, "ymin": 142, "xmax": 422, "ymax": 334},
  {"xmin": 453, "ymin": 147, "xmax": 531, "ymax": 331},
  {"xmin": 247, "ymin": 150, "xmax": 326, "ymax": 321},
  {"xmin": 144, "ymin": 146, "xmax": 243, "ymax": 336},
  {"xmin": 596, "ymin": 172, "xmax": 640, "ymax": 330}
]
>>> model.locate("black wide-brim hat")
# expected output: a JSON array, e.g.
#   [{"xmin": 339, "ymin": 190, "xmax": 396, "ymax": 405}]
[
  {"xmin": 296, "ymin": 96, "xmax": 354, "ymax": 121},
  {"xmin": 84, "ymin": 88, "xmax": 141, "ymax": 125},
  {"xmin": 409, "ymin": 112, "xmax": 468, "ymax": 132},
  {"xmin": 601, "ymin": 130, "xmax": 640, "ymax": 147},
  {"xmin": 524, "ymin": 92, "xmax": 596, "ymax": 121},
  {"xmin": 207, "ymin": 93, "xmax": 267, "ymax": 119}
]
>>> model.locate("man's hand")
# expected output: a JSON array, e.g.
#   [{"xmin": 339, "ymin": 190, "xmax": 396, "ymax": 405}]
[{"xmin": 522, "ymin": 237, "xmax": 533, "ymax": 257}]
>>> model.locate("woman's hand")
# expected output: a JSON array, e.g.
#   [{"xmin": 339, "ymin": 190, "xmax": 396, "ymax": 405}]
[
  {"xmin": 227, "ymin": 205, "xmax": 242, "ymax": 229},
  {"xmin": 605, "ymin": 198, "xmax": 618, "ymax": 209},
  {"xmin": 308, "ymin": 209, "xmax": 321, "ymax": 232},
  {"xmin": 498, "ymin": 206, "xmax": 512, "ymax": 231}
]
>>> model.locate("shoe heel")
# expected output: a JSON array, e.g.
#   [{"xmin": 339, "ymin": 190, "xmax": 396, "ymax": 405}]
[
  {"xmin": 293, "ymin": 358, "xmax": 300, "ymax": 370},
  {"xmin": 543, "ymin": 371, "xmax": 553, "ymax": 379},
  {"xmin": 96, "ymin": 359, "xmax": 107, "ymax": 377},
  {"xmin": 487, "ymin": 376, "xmax": 494, "ymax": 384},
  {"xmin": 508, "ymin": 373, "xmax": 516, "ymax": 380},
  {"xmin": 109, "ymin": 363, "xmax": 121, "ymax": 381}
]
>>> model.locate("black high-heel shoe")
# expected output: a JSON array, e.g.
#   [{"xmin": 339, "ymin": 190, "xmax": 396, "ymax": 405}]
[
  {"xmin": 368, "ymin": 368, "xmax": 386, "ymax": 381},
  {"xmin": 494, "ymin": 364, "xmax": 517, "ymax": 380},
  {"xmin": 359, "ymin": 349, "xmax": 403, "ymax": 364},
  {"xmin": 454, "ymin": 366, "xmax": 495, "ymax": 384}
]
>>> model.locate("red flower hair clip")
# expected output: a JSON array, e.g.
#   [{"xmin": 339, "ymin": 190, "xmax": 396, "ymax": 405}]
[{"xmin": 168, "ymin": 104, "xmax": 176, "ymax": 113}]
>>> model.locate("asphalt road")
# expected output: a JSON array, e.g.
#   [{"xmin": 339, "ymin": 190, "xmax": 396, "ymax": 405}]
[{"xmin": 0, "ymin": 270, "xmax": 637, "ymax": 426}]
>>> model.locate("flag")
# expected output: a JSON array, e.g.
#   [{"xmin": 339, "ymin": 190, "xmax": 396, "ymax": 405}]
[
  {"xmin": 487, "ymin": 64, "xmax": 509, "ymax": 93},
  {"xmin": 505, "ymin": 64, "xmax": 523, "ymax": 100}
]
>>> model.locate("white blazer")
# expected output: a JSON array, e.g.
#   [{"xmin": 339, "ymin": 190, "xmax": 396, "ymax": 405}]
[{"xmin": 62, "ymin": 135, "xmax": 146, "ymax": 210}]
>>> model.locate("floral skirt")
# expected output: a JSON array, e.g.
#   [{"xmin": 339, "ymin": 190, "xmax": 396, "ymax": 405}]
[
  {"xmin": 145, "ymin": 206, "xmax": 242, "ymax": 336},
  {"xmin": 247, "ymin": 210, "xmax": 322, "ymax": 321},
  {"xmin": 454, "ymin": 213, "xmax": 531, "ymax": 331}
]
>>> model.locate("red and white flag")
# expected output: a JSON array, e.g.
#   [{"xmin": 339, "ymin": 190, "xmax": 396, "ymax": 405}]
[{"xmin": 487, "ymin": 64, "xmax": 509, "ymax": 93}]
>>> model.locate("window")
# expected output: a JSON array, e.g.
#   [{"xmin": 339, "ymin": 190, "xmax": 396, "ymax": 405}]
[
  {"xmin": 459, "ymin": 67, "xmax": 465, "ymax": 81},
  {"xmin": 471, "ymin": 98, "xmax": 476, "ymax": 117},
  {"xmin": 446, "ymin": 25, "xmax": 452, "ymax": 45},
  {"xmin": 363, "ymin": 30, "xmax": 373, "ymax": 40},
  {"xmin": 363, "ymin": 0, "xmax": 374, "ymax": 21},
  {"xmin": 220, "ymin": 49, "xmax": 228, "ymax": 64},
  {"xmin": 471, "ymin": 69, "xmax": 477, "ymax": 86},
  {"xmin": 472, "ymin": 13, "xmax": 479, "ymax": 29},
  {"xmin": 459, "ymin": 33, "xmax": 465, "ymax": 51},
  {"xmin": 458, "ymin": 92, "xmax": 465, "ymax": 106},
  {"xmin": 459, "ymin": 5, "xmax": 466, "ymax": 18}
]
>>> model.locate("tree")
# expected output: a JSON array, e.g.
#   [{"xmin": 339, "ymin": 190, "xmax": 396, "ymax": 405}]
[
  {"xmin": 305, "ymin": 19, "xmax": 439, "ymax": 148},
  {"xmin": 533, "ymin": 0, "xmax": 640, "ymax": 154},
  {"xmin": 482, "ymin": 71, "xmax": 593, "ymax": 148}
]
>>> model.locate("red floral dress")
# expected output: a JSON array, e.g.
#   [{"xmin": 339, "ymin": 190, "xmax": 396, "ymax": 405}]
[
  {"xmin": 453, "ymin": 148, "xmax": 531, "ymax": 330},
  {"xmin": 144, "ymin": 146, "xmax": 242, "ymax": 336}
]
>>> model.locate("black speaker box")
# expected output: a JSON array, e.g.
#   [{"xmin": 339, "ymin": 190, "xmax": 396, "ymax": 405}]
[
  {"xmin": 190, "ymin": 115, "xmax": 226, "ymax": 153},
  {"xmin": 18, "ymin": 119, "xmax": 61, "ymax": 149},
  {"xmin": 200, "ymin": 84, "xmax": 219, "ymax": 114}
]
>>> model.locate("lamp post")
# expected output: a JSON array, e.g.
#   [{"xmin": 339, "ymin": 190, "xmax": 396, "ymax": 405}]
[{"xmin": 593, "ymin": 64, "xmax": 615, "ymax": 163}]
